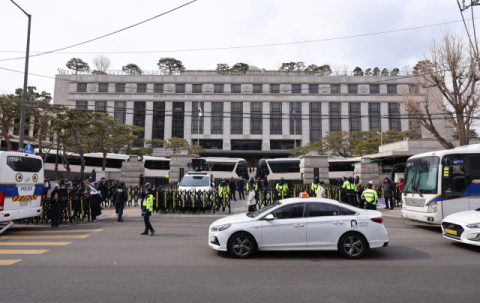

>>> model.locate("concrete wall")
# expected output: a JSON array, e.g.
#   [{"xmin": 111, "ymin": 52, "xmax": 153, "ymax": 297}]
[
  {"xmin": 299, "ymin": 155, "xmax": 329, "ymax": 184},
  {"xmin": 120, "ymin": 161, "xmax": 145, "ymax": 187}
]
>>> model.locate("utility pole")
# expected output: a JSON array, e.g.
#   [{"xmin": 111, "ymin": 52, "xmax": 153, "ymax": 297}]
[{"xmin": 11, "ymin": 0, "xmax": 31, "ymax": 150}]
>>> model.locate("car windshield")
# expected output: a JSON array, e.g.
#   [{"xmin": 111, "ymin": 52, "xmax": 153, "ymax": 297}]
[
  {"xmin": 247, "ymin": 202, "xmax": 281, "ymax": 218},
  {"xmin": 404, "ymin": 156, "xmax": 439, "ymax": 194},
  {"xmin": 180, "ymin": 176, "xmax": 209, "ymax": 187}
]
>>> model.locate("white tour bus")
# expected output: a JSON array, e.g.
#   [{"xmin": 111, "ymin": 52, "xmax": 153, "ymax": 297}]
[
  {"xmin": 200, "ymin": 157, "xmax": 249, "ymax": 179},
  {"xmin": 402, "ymin": 144, "xmax": 480, "ymax": 225},
  {"xmin": 0, "ymin": 152, "xmax": 44, "ymax": 233},
  {"xmin": 143, "ymin": 156, "xmax": 170, "ymax": 177}
]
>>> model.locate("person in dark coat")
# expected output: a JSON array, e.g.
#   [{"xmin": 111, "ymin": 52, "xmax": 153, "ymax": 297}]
[
  {"xmin": 98, "ymin": 177, "xmax": 108, "ymax": 202},
  {"xmin": 263, "ymin": 174, "xmax": 269, "ymax": 190},
  {"xmin": 112, "ymin": 182, "xmax": 128, "ymax": 222},
  {"xmin": 49, "ymin": 185, "xmax": 63, "ymax": 227},
  {"xmin": 85, "ymin": 178, "xmax": 102, "ymax": 221},
  {"xmin": 73, "ymin": 176, "xmax": 80, "ymax": 187},
  {"xmin": 237, "ymin": 176, "xmax": 246, "ymax": 200},
  {"xmin": 43, "ymin": 177, "xmax": 51, "ymax": 199},
  {"xmin": 383, "ymin": 177, "xmax": 395, "ymax": 210},
  {"xmin": 229, "ymin": 177, "xmax": 237, "ymax": 201}
]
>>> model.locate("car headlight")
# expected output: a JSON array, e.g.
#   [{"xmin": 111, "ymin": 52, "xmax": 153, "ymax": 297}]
[
  {"xmin": 466, "ymin": 222, "xmax": 480, "ymax": 229},
  {"xmin": 210, "ymin": 223, "xmax": 231, "ymax": 232},
  {"xmin": 427, "ymin": 202, "xmax": 437, "ymax": 213}
]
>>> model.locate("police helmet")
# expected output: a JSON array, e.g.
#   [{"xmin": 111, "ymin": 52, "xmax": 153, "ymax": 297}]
[
  {"xmin": 367, "ymin": 183, "xmax": 373, "ymax": 189},
  {"xmin": 145, "ymin": 182, "xmax": 151, "ymax": 187},
  {"xmin": 86, "ymin": 178, "xmax": 92, "ymax": 183}
]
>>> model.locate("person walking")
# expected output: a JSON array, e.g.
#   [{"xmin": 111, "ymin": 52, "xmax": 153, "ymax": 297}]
[
  {"xmin": 141, "ymin": 188, "xmax": 155, "ymax": 236},
  {"xmin": 112, "ymin": 182, "xmax": 128, "ymax": 222},
  {"xmin": 383, "ymin": 177, "xmax": 395, "ymax": 210},
  {"xmin": 343, "ymin": 177, "xmax": 356, "ymax": 206},
  {"xmin": 217, "ymin": 178, "xmax": 230, "ymax": 211},
  {"xmin": 43, "ymin": 177, "xmax": 51, "ymax": 199},
  {"xmin": 237, "ymin": 176, "xmax": 246, "ymax": 200},
  {"xmin": 276, "ymin": 177, "xmax": 288, "ymax": 199},
  {"xmin": 98, "ymin": 177, "xmax": 108, "ymax": 204},
  {"xmin": 229, "ymin": 177, "xmax": 237, "ymax": 201},
  {"xmin": 311, "ymin": 177, "xmax": 321, "ymax": 196},
  {"xmin": 316, "ymin": 180, "xmax": 327, "ymax": 198},
  {"xmin": 85, "ymin": 178, "xmax": 102, "ymax": 222},
  {"xmin": 362, "ymin": 183, "xmax": 378, "ymax": 210},
  {"xmin": 49, "ymin": 185, "xmax": 63, "ymax": 227}
]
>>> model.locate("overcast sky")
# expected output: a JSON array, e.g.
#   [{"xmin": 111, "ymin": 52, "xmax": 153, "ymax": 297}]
[{"xmin": 0, "ymin": 0, "xmax": 471, "ymax": 97}]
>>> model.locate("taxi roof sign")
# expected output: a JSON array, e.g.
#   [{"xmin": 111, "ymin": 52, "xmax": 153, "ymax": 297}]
[{"xmin": 300, "ymin": 192, "xmax": 309, "ymax": 198}]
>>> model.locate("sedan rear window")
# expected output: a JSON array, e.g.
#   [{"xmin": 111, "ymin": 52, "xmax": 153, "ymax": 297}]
[
  {"xmin": 7, "ymin": 156, "xmax": 42, "ymax": 172},
  {"xmin": 308, "ymin": 203, "xmax": 340, "ymax": 217}
]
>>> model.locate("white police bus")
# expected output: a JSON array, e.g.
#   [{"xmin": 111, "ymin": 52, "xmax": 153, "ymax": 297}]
[
  {"xmin": 0, "ymin": 152, "xmax": 44, "ymax": 233},
  {"xmin": 402, "ymin": 144, "xmax": 480, "ymax": 225}
]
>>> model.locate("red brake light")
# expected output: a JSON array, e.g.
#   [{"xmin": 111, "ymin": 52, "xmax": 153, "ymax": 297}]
[
  {"xmin": 371, "ymin": 217, "xmax": 383, "ymax": 224},
  {"xmin": 0, "ymin": 192, "xmax": 5, "ymax": 211}
]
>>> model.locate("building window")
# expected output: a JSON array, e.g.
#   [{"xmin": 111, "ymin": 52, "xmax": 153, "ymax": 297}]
[
  {"xmin": 349, "ymin": 103, "xmax": 361, "ymax": 132},
  {"xmin": 115, "ymin": 83, "xmax": 125, "ymax": 93},
  {"xmin": 214, "ymin": 84, "xmax": 224, "ymax": 93},
  {"xmin": 231, "ymin": 102, "xmax": 243, "ymax": 134},
  {"xmin": 114, "ymin": 101, "xmax": 126, "ymax": 125},
  {"xmin": 175, "ymin": 84, "xmax": 185, "ymax": 93},
  {"xmin": 211, "ymin": 102, "xmax": 223, "ymax": 134},
  {"xmin": 133, "ymin": 102, "xmax": 146, "ymax": 147},
  {"xmin": 95, "ymin": 101, "xmax": 107, "ymax": 113},
  {"xmin": 77, "ymin": 83, "xmax": 87, "ymax": 92},
  {"xmin": 152, "ymin": 102, "xmax": 165, "ymax": 140},
  {"xmin": 369, "ymin": 103, "xmax": 381, "ymax": 130},
  {"xmin": 348, "ymin": 85, "xmax": 358, "ymax": 94},
  {"xmin": 309, "ymin": 85, "xmax": 318, "ymax": 94},
  {"xmin": 192, "ymin": 102, "xmax": 204, "ymax": 134},
  {"xmin": 409, "ymin": 84, "xmax": 419, "ymax": 94},
  {"xmin": 231, "ymin": 84, "xmax": 241, "ymax": 93},
  {"xmin": 292, "ymin": 84, "xmax": 302, "ymax": 94},
  {"xmin": 251, "ymin": 102, "xmax": 262, "ymax": 135},
  {"xmin": 154, "ymin": 84, "xmax": 164, "ymax": 93},
  {"xmin": 192, "ymin": 139, "xmax": 223, "ymax": 149},
  {"xmin": 137, "ymin": 84, "xmax": 147, "ymax": 93},
  {"xmin": 330, "ymin": 84, "xmax": 340, "ymax": 94},
  {"xmin": 76, "ymin": 101, "xmax": 87, "ymax": 110},
  {"xmin": 389, "ymin": 103, "xmax": 401, "ymax": 131},
  {"xmin": 270, "ymin": 102, "xmax": 282, "ymax": 134},
  {"xmin": 253, "ymin": 84, "xmax": 263, "ymax": 93},
  {"xmin": 270, "ymin": 84, "xmax": 280, "ymax": 93},
  {"xmin": 192, "ymin": 84, "xmax": 203, "ymax": 93},
  {"xmin": 289, "ymin": 103, "xmax": 302, "ymax": 135},
  {"xmin": 172, "ymin": 102, "xmax": 185, "ymax": 138},
  {"xmin": 270, "ymin": 140, "xmax": 301, "ymax": 150},
  {"xmin": 231, "ymin": 140, "xmax": 261, "ymax": 150},
  {"xmin": 387, "ymin": 85, "xmax": 397, "ymax": 94},
  {"xmin": 99, "ymin": 83, "xmax": 109, "ymax": 92},
  {"xmin": 310, "ymin": 103, "xmax": 322, "ymax": 143},
  {"xmin": 329, "ymin": 103, "xmax": 341, "ymax": 131},
  {"xmin": 370, "ymin": 85, "xmax": 379, "ymax": 94}
]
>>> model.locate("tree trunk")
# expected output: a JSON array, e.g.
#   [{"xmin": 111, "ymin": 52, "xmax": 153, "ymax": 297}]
[
  {"xmin": 102, "ymin": 151, "xmax": 107, "ymax": 172},
  {"xmin": 2, "ymin": 123, "xmax": 12, "ymax": 151},
  {"xmin": 80, "ymin": 153, "xmax": 85, "ymax": 181}
]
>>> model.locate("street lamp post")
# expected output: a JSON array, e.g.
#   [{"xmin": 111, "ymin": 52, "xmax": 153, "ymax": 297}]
[{"xmin": 11, "ymin": 0, "xmax": 31, "ymax": 150}]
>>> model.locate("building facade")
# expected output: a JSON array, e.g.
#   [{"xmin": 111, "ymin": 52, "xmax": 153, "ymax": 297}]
[{"xmin": 53, "ymin": 69, "xmax": 444, "ymax": 165}]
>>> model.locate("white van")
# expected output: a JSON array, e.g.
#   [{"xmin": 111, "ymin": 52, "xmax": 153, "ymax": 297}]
[
  {"xmin": 0, "ymin": 152, "xmax": 44, "ymax": 232},
  {"xmin": 178, "ymin": 172, "xmax": 215, "ymax": 193}
]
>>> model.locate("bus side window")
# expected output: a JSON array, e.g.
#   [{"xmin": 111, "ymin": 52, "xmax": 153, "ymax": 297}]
[
  {"xmin": 442, "ymin": 155, "xmax": 466, "ymax": 200},
  {"xmin": 465, "ymin": 154, "xmax": 480, "ymax": 190}
]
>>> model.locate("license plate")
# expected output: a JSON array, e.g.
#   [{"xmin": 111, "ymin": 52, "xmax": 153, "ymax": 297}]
[
  {"xmin": 19, "ymin": 201, "xmax": 30, "ymax": 208},
  {"xmin": 445, "ymin": 228, "xmax": 458, "ymax": 236}
]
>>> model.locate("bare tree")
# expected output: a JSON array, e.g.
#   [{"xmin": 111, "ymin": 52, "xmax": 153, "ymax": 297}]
[
  {"xmin": 400, "ymin": 31, "xmax": 480, "ymax": 148},
  {"xmin": 92, "ymin": 54, "xmax": 111, "ymax": 75}
]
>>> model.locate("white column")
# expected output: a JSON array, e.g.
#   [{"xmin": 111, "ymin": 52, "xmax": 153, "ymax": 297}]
[
  {"xmin": 282, "ymin": 102, "xmax": 290, "ymax": 136},
  {"xmin": 321, "ymin": 102, "xmax": 329, "ymax": 138},
  {"xmin": 144, "ymin": 102, "xmax": 153, "ymax": 141},
  {"xmin": 380, "ymin": 85, "xmax": 387, "ymax": 94},
  {"xmin": 164, "ymin": 102, "xmax": 173, "ymax": 140},
  {"xmin": 262, "ymin": 102, "xmax": 270, "ymax": 150},
  {"xmin": 88, "ymin": 101, "xmax": 95, "ymax": 111},
  {"xmin": 223, "ymin": 102, "xmax": 231, "ymax": 150},
  {"xmin": 361, "ymin": 103, "xmax": 369, "ymax": 131},
  {"xmin": 400, "ymin": 104, "xmax": 408, "ymax": 132},
  {"xmin": 185, "ymin": 84, "xmax": 192, "ymax": 94},
  {"xmin": 184, "ymin": 102, "xmax": 192, "ymax": 143},
  {"xmin": 341, "ymin": 84, "xmax": 348, "ymax": 94},
  {"xmin": 125, "ymin": 101, "xmax": 134, "ymax": 126},
  {"xmin": 243, "ymin": 102, "xmax": 250, "ymax": 135},
  {"xmin": 301, "ymin": 101, "xmax": 309, "ymax": 145},
  {"xmin": 341, "ymin": 102, "xmax": 349, "ymax": 132},
  {"xmin": 204, "ymin": 102, "xmax": 211, "ymax": 135},
  {"xmin": 301, "ymin": 84, "xmax": 309, "ymax": 94},
  {"xmin": 381, "ymin": 103, "xmax": 389, "ymax": 132},
  {"xmin": 224, "ymin": 84, "xmax": 232, "ymax": 93}
]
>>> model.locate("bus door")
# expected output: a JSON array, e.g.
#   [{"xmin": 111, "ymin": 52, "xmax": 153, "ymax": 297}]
[
  {"xmin": 441, "ymin": 155, "xmax": 468, "ymax": 217},
  {"xmin": 464, "ymin": 154, "xmax": 480, "ymax": 210}
]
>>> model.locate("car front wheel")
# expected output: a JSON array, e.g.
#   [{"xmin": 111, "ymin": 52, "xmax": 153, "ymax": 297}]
[
  {"xmin": 228, "ymin": 232, "xmax": 256, "ymax": 259},
  {"xmin": 338, "ymin": 232, "xmax": 368, "ymax": 259}
]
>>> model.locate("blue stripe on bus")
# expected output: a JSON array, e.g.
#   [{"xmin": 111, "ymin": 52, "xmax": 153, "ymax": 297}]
[
  {"xmin": 425, "ymin": 180, "xmax": 480, "ymax": 206},
  {"xmin": 0, "ymin": 183, "xmax": 44, "ymax": 197}
]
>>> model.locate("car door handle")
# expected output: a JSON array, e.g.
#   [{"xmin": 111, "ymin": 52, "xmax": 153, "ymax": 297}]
[
  {"xmin": 293, "ymin": 224, "xmax": 305, "ymax": 227},
  {"xmin": 333, "ymin": 221, "xmax": 344, "ymax": 225}
]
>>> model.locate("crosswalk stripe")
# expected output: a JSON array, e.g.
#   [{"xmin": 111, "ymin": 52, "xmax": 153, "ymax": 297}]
[
  {"xmin": 0, "ymin": 260, "xmax": 22, "ymax": 265},
  {"xmin": 0, "ymin": 242, "xmax": 71, "ymax": 246},
  {"xmin": 6, "ymin": 229, "xmax": 104, "ymax": 234},
  {"xmin": 0, "ymin": 235, "xmax": 89, "ymax": 239},
  {"xmin": 0, "ymin": 250, "xmax": 49, "ymax": 254}
]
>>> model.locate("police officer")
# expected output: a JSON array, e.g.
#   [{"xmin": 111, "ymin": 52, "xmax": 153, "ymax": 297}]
[
  {"xmin": 246, "ymin": 177, "xmax": 256, "ymax": 191},
  {"xmin": 166, "ymin": 172, "xmax": 170, "ymax": 183},
  {"xmin": 276, "ymin": 177, "xmax": 288, "ymax": 198},
  {"xmin": 343, "ymin": 177, "xmax": 356, "ymax": 206},
  {"xmin": 112, "ymin": 182, "xmax": 128, "ymax": 222},
  {"xmin": 362, "ymin": 183, "xmax": 378, "ymax": 210},
  {"xmin": 141, "ymin": 188, "xmax": 155, "ymax": 236},
  {"xmin": 255, "ymin": 176, "xmax": 263, "ymax": 191},
  {"xmin": 311, "ymin": 177, "xmax": 321, "ymax": 196},
  {"xmin": 217, "ymin": 178, "xmax": 230, "ymax": 211}
]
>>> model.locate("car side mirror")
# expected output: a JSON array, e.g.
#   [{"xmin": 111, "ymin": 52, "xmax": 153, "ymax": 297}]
[{"xmin": 264, "ymin": 214, "xmax": 274, "ymax": 220}]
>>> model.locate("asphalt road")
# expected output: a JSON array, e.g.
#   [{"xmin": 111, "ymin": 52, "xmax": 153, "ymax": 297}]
[{"xmin": 1, "ymin": 215, "xmax": 479, "ymax": 303}]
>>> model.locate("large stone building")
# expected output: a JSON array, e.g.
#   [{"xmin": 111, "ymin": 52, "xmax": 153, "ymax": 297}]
[{"xmin": 53, "ymin": 68, "xmax": 447, "ymax": 165}]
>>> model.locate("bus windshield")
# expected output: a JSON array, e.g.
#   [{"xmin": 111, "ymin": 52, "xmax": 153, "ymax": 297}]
[{"xmin": 404, "ymin": 156, "xmax": 439, "ymax": 194}]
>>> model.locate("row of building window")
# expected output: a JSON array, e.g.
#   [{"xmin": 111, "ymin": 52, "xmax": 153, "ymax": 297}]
[
  {"xmin": 77, "ymin": 83, "xmax": 403, "ymax": 94},
  {"xmin": 76, "ymin": 101, "xmax": 401, "ymax": 144}
]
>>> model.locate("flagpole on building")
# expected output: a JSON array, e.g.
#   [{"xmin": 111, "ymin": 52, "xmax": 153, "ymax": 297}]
[{"xmin": 293, "ymin": 102, "xmax": 296, "ymax": 149}]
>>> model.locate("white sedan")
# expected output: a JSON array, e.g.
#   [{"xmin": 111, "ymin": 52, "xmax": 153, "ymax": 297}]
[
  {"xmin": 441, "ymin": 209, "xmax": 480, "ymax": 246},
  {"xmin": 208, "ymin": 196, "xmax": 389, "ymax": 259}
]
